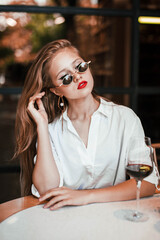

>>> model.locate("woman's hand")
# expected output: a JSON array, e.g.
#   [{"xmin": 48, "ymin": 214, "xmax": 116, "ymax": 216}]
[
  {"xmin": 27, "ymin": 92, "xmax": 48, "ymax": 126},
  {"xmin": 38, "ymin": 186, "xmax": 91, "ymax": 210}
]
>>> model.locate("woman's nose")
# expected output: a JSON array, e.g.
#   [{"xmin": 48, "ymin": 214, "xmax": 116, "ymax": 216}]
[{"xmin": 73, "ymin": 72, "xmax": 82, "ymax": 83}]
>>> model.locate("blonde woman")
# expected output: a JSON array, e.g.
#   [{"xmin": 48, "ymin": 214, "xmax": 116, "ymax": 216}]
[{"xmin": 15, "ymin": 39, "xmax": 157, "ymax": 210}]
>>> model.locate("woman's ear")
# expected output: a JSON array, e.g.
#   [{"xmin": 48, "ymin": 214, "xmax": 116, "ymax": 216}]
[{"xmin": 50, "ymin": 88, "xmax": 61, "ymax": 96}]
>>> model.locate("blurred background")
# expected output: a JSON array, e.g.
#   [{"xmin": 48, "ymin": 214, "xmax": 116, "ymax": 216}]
[{"xmin": 0, "ymin": 0, "xmax": 160, "ymax": 203}]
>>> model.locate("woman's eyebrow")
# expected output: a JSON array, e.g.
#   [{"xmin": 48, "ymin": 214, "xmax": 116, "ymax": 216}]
[{"xmin": 56, "ymin": 58, "xmax": 82, "ymax": 78}]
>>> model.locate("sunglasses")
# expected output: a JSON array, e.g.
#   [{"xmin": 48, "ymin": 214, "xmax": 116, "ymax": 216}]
[{"xmin": 55, "ymin": 61, "xmax": 91, "ymax": 88}]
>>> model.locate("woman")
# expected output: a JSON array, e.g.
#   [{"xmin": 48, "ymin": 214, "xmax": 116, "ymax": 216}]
[{"xmin": 15, "ymin": 39, "xmax": 157, "ymax": 211}]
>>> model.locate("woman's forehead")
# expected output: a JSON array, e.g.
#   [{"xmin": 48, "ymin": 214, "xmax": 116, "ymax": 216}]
[
  {"xmin": 53, "ymin": 47, "xmax": 80, "ymax": 61},
  {"xmin": 50, "ymin": 48, "xmax": 82, "ymax": 69}
]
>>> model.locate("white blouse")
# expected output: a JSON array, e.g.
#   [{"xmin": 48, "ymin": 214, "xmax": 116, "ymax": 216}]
[{"xmin": 32, "ymin": 98, "xmax": 158, "ymax": 197}]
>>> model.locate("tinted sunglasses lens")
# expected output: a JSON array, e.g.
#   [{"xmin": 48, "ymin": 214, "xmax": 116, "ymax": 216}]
[
  {"xmin": 63, "ymin": 74, "xmax": 73, "ymax": 85},
  {"xmin": 78, "ymin": 62, "xmax": 89, "ymax": 72}
]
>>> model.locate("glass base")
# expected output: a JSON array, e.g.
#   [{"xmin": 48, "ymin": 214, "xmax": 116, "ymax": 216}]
[{"xmin": 125, "ymin": 210, "xmax": 149, "ymax": 222}]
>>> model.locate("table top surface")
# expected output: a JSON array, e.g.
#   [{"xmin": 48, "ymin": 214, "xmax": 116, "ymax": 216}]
[
  {"xmin": 0, "ymin": 194, "xmax": 160, "ymax": 240},
  {"xmin": 0, "ymin": 195, "xmax": 40, "ymax": 223}
]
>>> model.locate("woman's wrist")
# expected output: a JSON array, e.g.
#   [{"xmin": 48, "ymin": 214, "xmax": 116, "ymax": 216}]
[
  {"xmin": 85, "ymin": 188, "xmax": 109, "ymax": 204},
  {"xmin": 37, "ymin": 122, "xmax": 48, "ymax": 134},
  {"xmin": 83, "ymin": 189, "xmax": 101, "ymax": 204}
]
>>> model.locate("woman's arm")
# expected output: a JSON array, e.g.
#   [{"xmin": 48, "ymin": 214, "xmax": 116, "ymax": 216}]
[
  {"xmin": 27, "ymin": 92, "xmax": 60, "ymax": 195},
  {"xmin": 39, "ymin": 179, "xmax": 155, "ymax": 210},
  {"xmin": 32, "ymin": 123, "xmax": 60, "ymax": 195},
  {"xmin": 88, "ymin": 179, "xmax": 155, "ymax": 203}
]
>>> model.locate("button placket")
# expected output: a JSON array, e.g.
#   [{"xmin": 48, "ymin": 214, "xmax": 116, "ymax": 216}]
[{"xmin": 86, "ymin": 114, "xmax": 100, "ymax": 165}]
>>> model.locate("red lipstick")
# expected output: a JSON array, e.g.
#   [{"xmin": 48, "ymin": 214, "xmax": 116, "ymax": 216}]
[{"xmin": 77, "ymin": 81, "xmax": 87, "ymax": 89}]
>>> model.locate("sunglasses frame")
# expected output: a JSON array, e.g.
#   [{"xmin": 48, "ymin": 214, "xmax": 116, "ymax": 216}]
[{"xmin": 54, "ymin": 61, "xmax": 91, "ymax": 88}]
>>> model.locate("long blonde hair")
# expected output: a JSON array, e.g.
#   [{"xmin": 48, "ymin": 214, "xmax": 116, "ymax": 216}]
[{"xmin": 15, "ymin": 39, "xmax": 100, "ymax": 196}]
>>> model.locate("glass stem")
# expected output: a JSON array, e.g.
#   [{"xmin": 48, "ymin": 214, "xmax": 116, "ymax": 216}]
[{"xmin": 135, "ymin": 180, "xmax": 142, "ymax": 216}]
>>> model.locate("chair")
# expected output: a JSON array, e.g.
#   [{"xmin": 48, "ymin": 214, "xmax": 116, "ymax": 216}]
[{"xmin": 151, "ymin": 143, "xmax": 160, "ymax": 193}]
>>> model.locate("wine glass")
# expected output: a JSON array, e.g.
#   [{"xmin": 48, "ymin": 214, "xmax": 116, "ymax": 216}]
[{"xmin": 125, "ymin": 136, "xmax": 154, "ymax": 222}]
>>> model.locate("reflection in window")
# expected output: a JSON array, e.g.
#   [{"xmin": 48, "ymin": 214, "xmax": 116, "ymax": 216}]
[
  {"xmin": 0, "ymin": 11, "xmax": 66, "ymax": 87},
  {"xmin": 138, "ymin": 95, "xmax": 160, "ymax": 143},
  {"xmin": 139, "ymin": 23, "xmax": 160, "ymax": 87},
  {"xmin": 140, "ymin": 0, "xmax": 160, "ymax": 10},
  {"xmin": 0, "ymin": 11, "xmax": 131, "ymax": 93},
  {"xmin": 101, "ymin": 93, "xmax": 130, "ymax": 107},
  {"xmin": 0, "ymin": 0, "xmax": 132, "ymax": 9}
]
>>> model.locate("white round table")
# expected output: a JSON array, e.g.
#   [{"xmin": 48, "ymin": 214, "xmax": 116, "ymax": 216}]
[{"xmin": 0, "ymin": 194, "xmax": 160, "ymax": 240}]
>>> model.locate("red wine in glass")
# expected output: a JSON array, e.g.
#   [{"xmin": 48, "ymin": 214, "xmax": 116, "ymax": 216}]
[{"xmin": 126, "ymin": 164, "xmax": 153, "ymax": 181}]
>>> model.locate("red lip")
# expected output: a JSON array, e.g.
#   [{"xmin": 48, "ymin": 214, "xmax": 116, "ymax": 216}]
[{"xmin": 77, "ymin": 81, "xmax": 88, "ymax": 89}]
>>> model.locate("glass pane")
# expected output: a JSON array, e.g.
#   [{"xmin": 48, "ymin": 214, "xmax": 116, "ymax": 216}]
[
  {"xmin": 1, "ymin": 172, "xmax": 20, "ymax": 203},
  {"xmin": 73, "ymin": 16, "xmax": 131, "ymax": 88},
  {"xmin": 0, "ymin": 95, "xmax": 19, "ymax": 167},
  {"xmin": 140, "ymin": 0, "xmax": 160, "ymax": 10},
  {"xmin": 137, "ymin": 94, "xmax": 160, "ymax": 143},
  {"xmin": 1, "ymin": 0, "xmax": 132, "ymax": 9},
  {"xmin": 139, "ymin": 23, "xmax": 160, "ymax": 87},
  {"xmin": 100, "ymin": 93, "xmax": 130, "ymax": 106},
  {"xmin": 0, "ymin": 13, "xmax": 131, "ymax": 88},
  {"xmin": 0, "ymin": 95, "xmax": 20, "ymax": 203},
  {"xmin": 0, "ymin": 0, "xmax": 48, "ymax": 6},
  {"xmin": 79, "ymin": 0, "xmax": 132, "ymax": 9},
  {"xmin": 0, "ymin": 12, "xmax": 67, "ymax": 87}
]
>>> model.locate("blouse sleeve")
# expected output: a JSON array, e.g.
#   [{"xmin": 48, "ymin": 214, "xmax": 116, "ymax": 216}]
[{"xmin": 31, "ymin": 136, "xmax": 63, "ymax": 198}]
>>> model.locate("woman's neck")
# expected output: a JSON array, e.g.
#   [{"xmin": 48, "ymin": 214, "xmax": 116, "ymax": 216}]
[{"xmin": 67, "ymin": 94, "xmax": 100, "ymax": 121}]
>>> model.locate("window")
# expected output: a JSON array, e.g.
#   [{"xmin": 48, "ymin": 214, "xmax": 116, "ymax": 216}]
[{"xmin": 0, "ymin": 0, "xmax": 160, "ymax": 202}]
